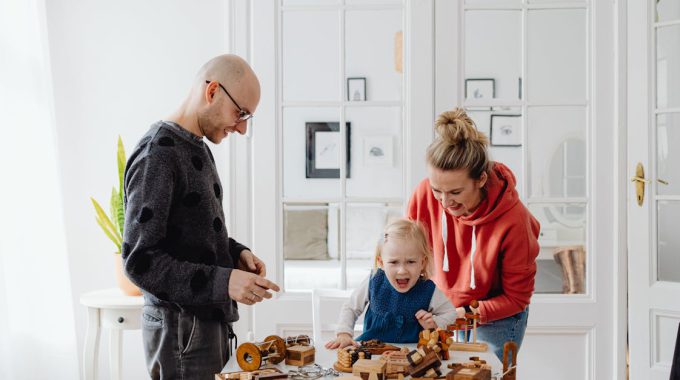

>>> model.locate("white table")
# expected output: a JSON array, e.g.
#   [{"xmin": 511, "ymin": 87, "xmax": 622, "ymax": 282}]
[
  {"xmin": 80, "ymin": 288, "xmax": 144, "ymax": 380},
  {"xmin": 221, "ymin": 343, "xmax": 502, "ymax": 378}
]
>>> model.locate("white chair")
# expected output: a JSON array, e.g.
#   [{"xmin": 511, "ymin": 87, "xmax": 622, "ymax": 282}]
[{"xmin": 311, "ymin": 288, "xmax": 364, "ymax": 347}]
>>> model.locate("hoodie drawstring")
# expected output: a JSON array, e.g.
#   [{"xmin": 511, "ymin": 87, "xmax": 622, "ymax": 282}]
[
  {"xmin": 441, "ymin": 210, "xmax": 449, "ymax": 272},
  {"xmin": 470, "ymin": 225, "xmax": 477, "ymax": 289},
  {"xmin": 441, "ymin": 209, "xmax": 477, "ymax": 289}
]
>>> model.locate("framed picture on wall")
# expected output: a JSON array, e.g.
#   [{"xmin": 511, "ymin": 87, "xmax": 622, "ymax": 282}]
[
  {"xmin": 465, "ymin": 78, "xmax": 495, "ymax": 101},
  {"xmin": 490, "ymin": 114, "xmax": 522, "ymax": 146},
  {"xmin": 347, "ymin": 77, "xmax": 366, "ymax": 101},
  {"xmin": 306, "ymin": 122, "xmax": 351, "ymax": 178},
  {"xmin": 363, "ymin": 136, "xmax": 393, "ymax": 166}
]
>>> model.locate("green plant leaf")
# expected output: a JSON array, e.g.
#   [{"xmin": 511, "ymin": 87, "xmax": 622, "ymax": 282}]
[
  {"xmin": 117, "ymin": 136, "xmax": 126, "ymax": 197},
  {"xmin": 110, "ymin": 187, "xmax": 119, "ymax": 235},
  {"xmin": 91, "ymin": 197, "xmax": 122, "ymax": 252}
]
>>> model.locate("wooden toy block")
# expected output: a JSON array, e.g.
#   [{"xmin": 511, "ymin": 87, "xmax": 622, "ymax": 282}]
[
  {"xmin": 358, "ymin": 339, "xmax": 401, "ymax": 355},
  {"xmin": 352, "ymin": 359, "xmax": 386, "ymax": 380},
  {"xmin": 406, "ymin": 347, "xmax": 427, "ymax": 366},
  {"xmin": 502, "ymin": 341, "xmax": 518, "ymax": 380},
  {"xmin": 336, "ymin": 346, "xmax": 373, "ymax": 372},
  {"xmin": 408, "ymin": 350, "xmax": 441, "ymax": 378},
  {"xmin": 445, "ymin": 367, "xmax": 491, "ymax": 380},
  {"xmin": 284, "ymin": 335, "xmax": 312, "ymax": 347},
  {"xmin": 285, "ymin": 345, "xmax": 315, "ymax": 366},
  {"xmin": 215, "ymin": 367, "xmax": 286, "ymax": 380},
  {"xmin": 380, "ymin": 350, "xmax": 410, "ymax": 378}
]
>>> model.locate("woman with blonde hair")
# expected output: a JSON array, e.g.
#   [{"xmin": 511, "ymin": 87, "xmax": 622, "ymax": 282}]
[
  {"xmin": 408, "ymin": 108, "xmax": 540, "ymax": 360},
  {"xmin": 325, "ymin": 218, "xmax": 457, "ymax": 349}
]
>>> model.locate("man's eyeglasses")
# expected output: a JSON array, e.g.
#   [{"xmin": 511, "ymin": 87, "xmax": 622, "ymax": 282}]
[{"xmin": 205, "ymin": 80, "xmax": 253, "ymax": 122}]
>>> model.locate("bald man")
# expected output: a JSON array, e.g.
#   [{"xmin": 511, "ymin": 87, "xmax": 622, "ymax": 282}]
[{"xmin": 123, "ymin": 55, "xmax": 280, "ymax": 379}]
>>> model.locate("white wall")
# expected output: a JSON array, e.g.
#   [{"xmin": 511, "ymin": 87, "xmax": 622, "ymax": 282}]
[{"xmin": 43, "ymin": 1, "xmax": 233, "ymax": 378}]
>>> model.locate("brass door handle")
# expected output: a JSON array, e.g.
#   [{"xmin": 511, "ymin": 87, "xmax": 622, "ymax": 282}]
[{"xmin": 632, "ymin": 163, "xmax": 646, "ymax": 206}]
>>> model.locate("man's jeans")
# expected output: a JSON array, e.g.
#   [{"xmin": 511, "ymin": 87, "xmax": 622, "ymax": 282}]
[{"xmin": 142, "ymin": 305, "xmax": 234, "ymax": 380}]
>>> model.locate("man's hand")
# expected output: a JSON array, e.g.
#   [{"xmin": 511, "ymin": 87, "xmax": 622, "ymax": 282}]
[
  {"xmin": 325, "ymin": 333, "xmax": 358, "ymax": 350},
  {"xmin": 415, "ymin": 309, "xmax": 437, "ymax": 330},
  {"xmin": 238, "ymin": 249, "xmax": 266, "ymax": 276},
  {"xmin": 229, "ymin": 269, "xmax": 280, "ymax": 305}
]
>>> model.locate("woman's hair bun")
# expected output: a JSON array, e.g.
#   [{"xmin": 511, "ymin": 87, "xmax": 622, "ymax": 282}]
[{"xmin": 434, "ymin": 108, "xmax": 489, "ymax": 147}]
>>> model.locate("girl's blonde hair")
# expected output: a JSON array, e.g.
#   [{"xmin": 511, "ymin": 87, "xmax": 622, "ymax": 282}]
[
  {"xmin": 426, "ymin": 107, "xmax": 490, "ymax": 180},
  {"xmin": 374, "ymin": 218, "xmax": 433, "ymax": 279}
]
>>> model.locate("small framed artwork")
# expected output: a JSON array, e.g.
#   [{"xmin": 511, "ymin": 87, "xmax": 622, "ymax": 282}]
[
  {"xmin": 465, "ymin": 78, "xmax": 495, "ymax": 101},
  {"xmin": 347, "ymin": 77, "xmax": 366, "ymax": 101},
  {"xmin": 363, "ymin": 136, "xmax": 393, "ymax": 166},
  {"xmin": 306, "ymin": 122, "xmax": 351, "ymax": 178},
  {"xmin": 490, "ymin": 114, "xmax": 522, "ymax": 147}
]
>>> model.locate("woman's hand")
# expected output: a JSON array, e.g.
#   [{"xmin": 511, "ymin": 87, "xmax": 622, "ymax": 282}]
[
  {"xmin": 325, "ymin": 333, "xmax": 358, "ymax": 349},
  {"xmin": 415, "ymin": 309, "xmax": 437, "ymax": 329}
]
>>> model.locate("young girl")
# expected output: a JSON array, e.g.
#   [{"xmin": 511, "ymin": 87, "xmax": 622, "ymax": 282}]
[{"xmin": 325, "ymin": 219, "xmax": 457, "ymax": 349}]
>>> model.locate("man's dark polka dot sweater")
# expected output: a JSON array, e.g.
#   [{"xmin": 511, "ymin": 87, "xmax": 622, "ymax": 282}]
[{"xmin": 123, "ymin": 121, "xmax": 247, "ymax": 322}]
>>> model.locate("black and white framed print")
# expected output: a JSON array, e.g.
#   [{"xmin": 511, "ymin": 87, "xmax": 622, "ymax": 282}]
[
  {"xmin": 465, "ymin": 78, "xmax": 495, "ymax": 101},
  {"xmin": 347, "ymin": 77, "xmax": 366, "ymax": 101},
  {"xmin": 490, "ymin": 114, "xmax": 522, "ymax": 146},
  {"xmin": 305, "ymin": 122, "xmax": 351, "ymax": 178}
]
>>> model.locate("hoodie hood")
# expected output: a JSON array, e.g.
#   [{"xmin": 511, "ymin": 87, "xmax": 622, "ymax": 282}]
[{"xmin": 453, "ymin": 161, "xmax": 519, "ymax": 227}]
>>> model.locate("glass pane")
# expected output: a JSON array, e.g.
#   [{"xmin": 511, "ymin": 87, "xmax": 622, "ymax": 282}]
[
  {"xmin": 283, "ymin": 107, "xmax": 344, "ymax": 199},
  {"xmin": 283, "ymin": 204, "xmax": 340, "ymax": 291},
  {"xmin": 467, "ymin": 107, "xmax": 524, "ymax": 197},
  {"xmin": 657, "ymin": 0, "xmax": 680, "ymax": 23},
  {"xmin": 346, "ymin": 203, "xmax": 403, "ymax": 289},
  {"xmin": 658, "ymin": 201, "xmax": 680, "ymax": 282},
  {"xmin": 527, "ymin": 106, "xmax": 586, "ymax": 198},
  {"xmin": 346, "ymin": 9, "xmax": 403, "ymax": 102},
  {"xmin": 282, "ymin": 10, "xmax": 340, "ymax": 101},
  {"xmin": 656, "ymin": 113, "xmax": 680, "ymax": 195},
  {"xmin": 656, "ymin": 25, "xmax": 680, "ymax": 109},
  {"xmin": 527, "ymin": 9, "xmax": 586, "ymax": 103},
  {"xmin": 529, "ymin": 203, "xmax": 587, "ymax": 294},
  {"xmin": 345, "ymin": 107, "xmax": 403, "ymax": 198},
  {"xmin": 465, "ymin": 11, "xmax": 521, "ymax": 101}
]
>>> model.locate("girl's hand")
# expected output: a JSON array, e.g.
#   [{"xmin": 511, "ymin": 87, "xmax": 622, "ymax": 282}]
[
  {"xmin": 415, "ymin": 309, "xmax": 437, "ymax": 329},
  {"xmin": 325, "ymin": 333, "xmax": 358, "ymax": 349}
]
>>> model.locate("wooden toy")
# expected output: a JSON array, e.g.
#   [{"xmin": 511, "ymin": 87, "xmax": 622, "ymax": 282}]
[
  {"xmin": 352, "ymin": 358, "xmax": 386, "ymax": 380},
  {"xmin": 407, "ymin": 348, "xmax": 442, "ymax": 378},
  {"xmin": 286, "ymin": 345, "xmax": 316, "ymax": 367},
  {"xmin": 418, "ymin": 328, "xmax": 453, "ymax": 360},
  {"xmin": 445, "ymin": 356, "xmax": 491, "ymax": 380},
  {"xmin": 446, "ymin": 301, "xmax": 488, "ymax": 352},
  {"xmin": 284, "ymin": 334, "xmax": 312, "ymax": 347},
  {"xmin": 380, "ymin": 349, "xmax": 411, "ymax": 378},
  {"xmin": 501, "ymin": 341, "xmax": 518, "ymax": 380},
  {"xmin": 335, "ymin": 346, "xmax": 372, "ymax": 372},
  {"xmin": 357, "ymin": 339, "xmax": 401, "ymax": 355},
  {"xmin": 235, "ymin": 335, "xmax": 287, "ymax": 371},
  {"xmin": 215, "ymin": 367, "xmax": 286, "ymax": 380}
]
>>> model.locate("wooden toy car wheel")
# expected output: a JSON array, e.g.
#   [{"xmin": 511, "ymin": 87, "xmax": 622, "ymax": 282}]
[
  {"xmin": 264, "ymin": 335, "xmax": 287, "ymax": 364},
  {"xmin": 236, "ymin": 342, "xmax": 262, "ymax": 371}
]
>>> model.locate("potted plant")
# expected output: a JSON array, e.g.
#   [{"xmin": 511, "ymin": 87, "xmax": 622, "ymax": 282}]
[{"xmin": 90, "ymin": 136, "xmax": 141, "ymax": 296}]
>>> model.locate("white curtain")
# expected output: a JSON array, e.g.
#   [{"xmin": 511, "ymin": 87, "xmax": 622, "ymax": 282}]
[{"xmin": 0, "ymin": 0, "xmax": 80, "ymax": 378}]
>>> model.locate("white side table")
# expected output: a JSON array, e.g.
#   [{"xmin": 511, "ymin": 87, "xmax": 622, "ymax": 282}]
[{"xmin": 80, "ymin": 288, "xmax": 144, "ymax": 380}]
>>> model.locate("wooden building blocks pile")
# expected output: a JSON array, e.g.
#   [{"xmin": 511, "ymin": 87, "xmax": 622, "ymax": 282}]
[
  {"xmin": 446, "ymin": 357, "xmax": 491, "ymax": 380},
  {"xmin": 335, "ymin": 346, "xmax": 373, "ymax": 372},
  {"xmin": 406, "ymin": 347, "xmax": 442, "ymax": 379},
  {"xmin": 417, "ymin": 329, "xmax": 453, "ymax": 360},
  {"xmin": 380, "ymin": 348, "xmax": 411, "ymax": 379}
]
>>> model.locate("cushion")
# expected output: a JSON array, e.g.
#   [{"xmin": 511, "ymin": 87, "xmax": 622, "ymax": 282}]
[{"xmin": 283, "ymin": 209, "xmax": 330, "ymax": 260}]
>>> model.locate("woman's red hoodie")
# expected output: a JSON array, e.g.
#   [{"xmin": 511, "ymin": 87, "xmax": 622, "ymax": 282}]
[{"xmin": 407, "ymin": 162, "xmax": 540, "ymax": 323}]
